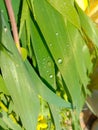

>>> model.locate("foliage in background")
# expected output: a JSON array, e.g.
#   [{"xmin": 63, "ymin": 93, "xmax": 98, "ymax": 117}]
[{"xmin": 0, "ymin": 0, "xmax": 98, "ymax": 130}]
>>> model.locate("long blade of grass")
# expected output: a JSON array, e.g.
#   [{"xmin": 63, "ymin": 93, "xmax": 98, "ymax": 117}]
[
  {"xmin": 30, "ymin": 19, "xmax": 56, "ymax": 90},
  {"xmin": 19, "ymin": 0, "xmax": 56, "ymax": 89}
]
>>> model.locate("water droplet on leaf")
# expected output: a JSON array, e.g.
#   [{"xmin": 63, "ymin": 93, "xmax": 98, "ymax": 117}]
[
  {"xmin": 4, "ymin": 26, "xmax": 7, "ymax": 32},
  {"xmin": 56, "ymin": 32, "xmax": 59, "ymax": 36},
  {"xmin": 64, "ymin": 2, "xmax": 66, "ymax": 5},
  {"xmin": 47, "ymin": 70, "xmax": 49, "ymax": 73},
  {"xmin": 1, "ymin": 10, "xmax": 3, "ymax": 13},
  {"xmin": 49, "ymin": 43, "xmax": 52, "ymax": 47},
  {"xmin": 47, "ymin": 61, "xmax": 51, "ymax": 67},
  {"xmin": 49, "ymin": 74, "xmax": 53, "ymax": 79},
  {"xmin": 43, "ymin": 58, "xmax": 46, "ymax": 61},
  {"xmin": 82, "ymin": 45, "xmax": 87, "ymax": 52},
  {"xmin": 58, "ymin": 58, "xmax": 63, "ymax": 64}
]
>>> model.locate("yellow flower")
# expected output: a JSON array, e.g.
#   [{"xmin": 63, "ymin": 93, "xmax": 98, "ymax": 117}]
[
  {"xmin": 37, "ymin": 123, "xmax": 48, "ymax": 130},
  {"xmin": 37, "ymin": 115, "xmax": 48, "ymax": 130},
  {"xmin": 75, "ymin": 0, "xmax": 88, "ymax": 11},
  {"xmin": 38, "ymin": 115, "xmax": 44, "ymax": 122}
]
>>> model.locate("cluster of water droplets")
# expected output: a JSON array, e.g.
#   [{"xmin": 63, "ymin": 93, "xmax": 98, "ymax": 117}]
[
  {"xmin": 42, "ymin": 57, "xmax": 54, "ymax": 79},
  {"xmin": 43, "ymin": 30, "xmax": 63, "ymax": 79},
  {"xmin": 47, "ymin": 60, "xmax": 53, "ymax": 79},
  {"xmin": 49, "ymin": 58, "xmax": 63, "ymax": 79}
]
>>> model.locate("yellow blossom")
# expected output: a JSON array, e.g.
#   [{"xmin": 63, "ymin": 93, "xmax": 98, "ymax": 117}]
[
  {"xmin": 75, "ymin": 0, "xmax": 88, "ymax": 11},
  {"xmin": 37, "ymin": 115, "xmax": 48, "ymax": 130}
]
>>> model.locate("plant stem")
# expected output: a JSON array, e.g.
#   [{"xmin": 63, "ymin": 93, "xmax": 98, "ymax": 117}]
[{"xmin": 4, "ymin": 0, "xmax": 21, "ymax": 53}]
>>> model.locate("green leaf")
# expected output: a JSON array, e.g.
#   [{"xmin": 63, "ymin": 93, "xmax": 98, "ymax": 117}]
[
  {"xmin": 20, "ymin": 0, "xmax": 56, "ymax": 89},
  {"xmin": 0, "ymin": 12, "xmax": 40, "ymax": 130},
  {"xmin": 0, "ymin": 110, "xmax": 22, "ymax": 130},
  {"xmin": 0, "ymin": 11, "xmax": 71, "ymax": 109},
  {"xmin": 66, "ymin": 21, "xmax": 92, "ymax": 94},
  {"xmin": 11, "ymin": 0, "xmax": 20, "ymax": 22},
  {"xmin": 30, "ymin": 18, "xmax": 56, "ymax": 90},
  {"xmin": 47, "ymin": 0, "xmax": 80, "ymax": 29},
  {"xmin": 0, "ymin": 11, "xmax": 71, "ymax": 130},
  {"xmin": 20, "ymin": 47, "xmax": 27, "ymax": 61},
  {"xmin": 0, "ymin": 1, "xmax": 9, "ymax": 27},
  {"xmin": 19, "ymin": 0, "xmax": 34, "ymax": 59},
  {"xmin": 25, "ymin": 60, "xmax": 71, "ymax": 108},
  {"xmin": 76, "ymin": 4, "xmax": 98, "ymax": 47},
  {"xmin": 32, "ymin": 0, "xmax": 92, "ymax": 110},
  {"xmin": 19, "ymin": 0, "xmax": 30, "ymax": 38},
  {"xmin": 0, "ymin": 75, "xmax": 9, "ymax": 95},
  {"xmin": 0, "ymin": 116, "xmax": 8, "ymax": 130},
  {"xmin": 49, "ymin": 104, "xmax": 62, "ymax": 130},
  {"xmin": 0, "ymin": 0, "xmax": 20, "ymax": 27}
]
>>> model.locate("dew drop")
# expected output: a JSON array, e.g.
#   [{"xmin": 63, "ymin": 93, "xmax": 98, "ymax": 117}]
[
  {"xmin": 1, "ymin": 10, "xmax": 3, "ymax": 13},
  {"xmin": 56, "ymin": 32, "xmax": 59, "ymax": 36},
  {"xmin": 43, "ymin": 65, "xmax": 46, "ymax": 69},
  {"xmin": 49, "ymin": 43, "xmax": 52, "ymax": 47},
  {"xmin": 64, "ymin": 2, "xmax": 66, "ymax": 5},
  {"xmin": 4, "ymin": 26, "xmax": 7, "ymax": 32},
  {"xmin": 49, "ymin": 74, "xmax": 53, "ymax": 79},
  {"xmin": 82, "ymin": 45, "xmax": 87, "ymax": 52},
  {"xmin": 16, "ymin": 64, "xmax": 19, "ymax": 67},
  {"xmin": 67, "ymin": 44, "xmax": 69, "ymax": 47},
  {"xmin": 47, "ymin": 61, "xmax": 51, "ymax": 67},
  {"xmin": 43, "ymin": 58, "xmax": 46, "ymax": 61},
  {"xmin": 47, "ymin": 70, "xmax": 49, "ymax": 73},
  {"xmin": 57, "ymin": 58, "xmax": 63, "ymax": 64}
]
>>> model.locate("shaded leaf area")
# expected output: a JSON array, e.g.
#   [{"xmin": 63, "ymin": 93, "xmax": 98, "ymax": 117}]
[{"xmin": 0, "ymin": 11, "xmax": 71, "ymax": 130}]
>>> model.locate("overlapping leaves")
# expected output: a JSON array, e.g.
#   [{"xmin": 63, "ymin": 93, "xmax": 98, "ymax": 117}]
[
  {"xmin": 0, "ymin": 0, "xmax": 98, "ymax": 130},
  {"xmin": 0, "ymin": 9, "xmax": 71, "ymax": 130}
]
